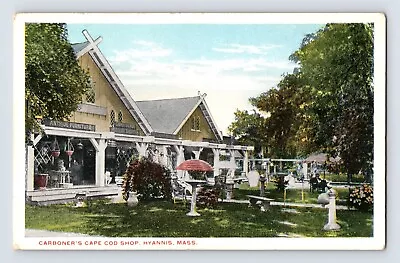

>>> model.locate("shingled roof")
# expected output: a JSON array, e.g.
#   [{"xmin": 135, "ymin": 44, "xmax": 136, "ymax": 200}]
[
  {"xmin": 136, "ymin": 96, "xmax": 200, "ymax": 135},
  {"xmin": 71, "ymin": 41, "xmax": 89, "ymax": 54}
]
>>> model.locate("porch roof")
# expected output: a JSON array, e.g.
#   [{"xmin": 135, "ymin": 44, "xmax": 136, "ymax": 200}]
[{"xmin": 41, "ymin": 126, "xmax": 253, "ymax": 151}]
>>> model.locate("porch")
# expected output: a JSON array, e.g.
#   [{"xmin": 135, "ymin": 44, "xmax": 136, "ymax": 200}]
[
  {"xmin": 26, "ymin": 125, "xmax": 254, "ymax": 202},
  {"xmin": 26, "ymin": 185, "xmax": 119, "ymax": 205}
]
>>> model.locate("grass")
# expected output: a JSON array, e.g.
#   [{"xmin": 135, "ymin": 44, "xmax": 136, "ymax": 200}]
[
  {"xmin": 233, "ymin": 183, "xmax": 350, "ymax": 205},
  {"xmin": 25, "ymin": 199, "xmax": 373, "ymax": 238},
  {"xmin": 322, "ymin": 173, "xmax": 366, "ymax": 183}
]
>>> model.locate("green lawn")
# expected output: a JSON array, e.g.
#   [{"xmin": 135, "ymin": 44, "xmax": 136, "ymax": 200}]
[
  {"xmin": 26, "ymin": 200, "xmax": 373, "ymax": 238},
  {"xmin": 233, "ymin": 184, "xmax": 350, "ymax": 205},
  {"xmin": 323, "ymin": 173, "xmax": 365, "ymax": 183}
]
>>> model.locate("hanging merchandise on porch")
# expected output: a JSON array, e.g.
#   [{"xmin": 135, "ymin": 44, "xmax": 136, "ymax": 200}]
[
  {"xmin": 66, "ymin": 138, "xmax": 74, "ymax": 156},
  {"xmin": 51, "ymin": 137, "xmax": 60, "ymax": 158},
  {"xmin": 77, "ymin": 140, "xmax": 84, "ymax": 150}
]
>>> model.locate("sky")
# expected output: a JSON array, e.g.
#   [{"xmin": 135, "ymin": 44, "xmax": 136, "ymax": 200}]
[{"xmin": 67, "ymin": 23, "xmax": 323, "ymax": 135}]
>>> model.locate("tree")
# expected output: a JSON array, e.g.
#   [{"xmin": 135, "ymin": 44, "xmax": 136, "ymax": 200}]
[
  {"xmin": 228, "ymin": 109, "xmax": 267, "ymax": 156},
  {"xmin": 229, "ymin": 73, "xmax": 318, "ymax": 159},
  {"xmin": 292, "ymin": 23, "xmax": 374, "ymax": 180},
  {"xmin": 229, "ymin": 23, "xmax": 374, "ymax": 180},
  {"xmin": 25, "ymin": 23, "xmax": 90, "ymax": 134},
  {"xmin": 250, "ymin": 73, "xmax": 318, "ymax": 158}
]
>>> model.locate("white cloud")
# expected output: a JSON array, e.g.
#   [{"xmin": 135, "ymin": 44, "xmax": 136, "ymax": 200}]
[
  {"xmin": 177, "ymin": 58, "xmax": 295, "ymax": 74},
  {"xmin": 107, "ymin": 41, "xmax": 294, "ymax": 134},
  {"xmin": 109, "ymin": 40, "xmax": 172, "ymax": 64},
  {"xmin": 213, "ymin": 43, "xmax": 281, "ymax": 55}
]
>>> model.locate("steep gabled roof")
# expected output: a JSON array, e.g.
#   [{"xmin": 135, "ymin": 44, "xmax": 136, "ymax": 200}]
[
  {"xmin": 71, "ymin": 30, "xmax": 153, "ymax": 135},
  {"xmin": 137, "ymin": 95, "xmax": 223, "ymax": 142},
  {"xmin": 136, "ymin": 96, "xmax": 199, "ymax": 135}
]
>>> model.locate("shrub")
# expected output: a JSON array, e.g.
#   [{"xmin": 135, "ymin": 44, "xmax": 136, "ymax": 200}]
[
  {"xmin": 348, "ymin": 184, "xmax": 373, "ymax": 212},
  {"xmin": 122, "ymin": 157, "xmax": 172, "ymax": 201},
  {"xmin": 188, "ymin": 171, "xmax": 206, "ymax": 180},
  {"xmin": 196, "ymin": 186, "xmax": 220, "ymax": 208}
]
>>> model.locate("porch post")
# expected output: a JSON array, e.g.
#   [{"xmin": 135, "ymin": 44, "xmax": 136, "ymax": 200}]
[
  {"xmin": 95, "ymin": 139, "xmax": 107, "ymax": 187},
  {"xmin": 174, "ymin": 145, "xmax": 185, "ymax": 179},
  {"xmin": 135, "ymin": 142, "xmax": 148, "ymax": 159},
  {"xmin": 228, "ymin": 149, "xmax": 236, "ymax": 179},
  {"xmin": 212, "ymin": 148, "xmax": 220, "ymax": 178},
  {"xmin": 243, "ymin": 150, "xmax": 249, "ymax": 177},
  {"xmin": 26, "ymin": 145, "xmax": 35, "ymax": 191},
  {"xmin": 193, "ymin": 147, "xmax": 203, "ymax": 160},
  {"xmin": 27, "ymin": 133, "xmax": 41, "ymax": 191},
  {"xmin": 158, "ymin": 145, "xmax": 169, "ymax": 166}
]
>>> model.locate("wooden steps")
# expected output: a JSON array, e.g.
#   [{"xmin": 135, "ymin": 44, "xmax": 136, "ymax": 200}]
[{"xmin": 26, "ymin": 185, "xmax": 119, "ymax": 205}]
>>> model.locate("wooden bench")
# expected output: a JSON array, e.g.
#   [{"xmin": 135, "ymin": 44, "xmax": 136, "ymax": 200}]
[{"xmin": 246, "ymin": 195, "xmax": 274, "ymax": 212}]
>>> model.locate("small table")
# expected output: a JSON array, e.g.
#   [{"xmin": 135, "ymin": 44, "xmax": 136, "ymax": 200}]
[{"xmin": 185, "ymin": 180, "xmax": 207, "ymax": 217}]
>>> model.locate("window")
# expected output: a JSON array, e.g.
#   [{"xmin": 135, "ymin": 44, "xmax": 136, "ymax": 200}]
[
  {"xmin": 191, "ymin": 117, "xmax": 195, "ymax": 130},
  {"xmin": 118, "ymin": 111, "xmax": 123, "ymax": 122},
  {"xmin": 191, "ymin": 116, "xmax": 201, "ymax": 131},
  {"xmin": 110, "ymin": 110, "xmax": 115, "ymax": 127},
  {"xmin": 85, "ymin": 77, "xmax": 96, "ymax": 103}
]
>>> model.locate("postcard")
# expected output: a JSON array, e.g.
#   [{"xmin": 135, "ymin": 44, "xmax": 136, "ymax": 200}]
[{"xmin": 13, "ymin": 13, "xmax": 386, "ymax": 250}]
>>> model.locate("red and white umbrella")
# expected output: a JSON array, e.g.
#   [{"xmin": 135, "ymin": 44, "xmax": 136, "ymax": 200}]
[{"xmin": 176, "ymin": 159, "xmax": 213, "ymax": 172}]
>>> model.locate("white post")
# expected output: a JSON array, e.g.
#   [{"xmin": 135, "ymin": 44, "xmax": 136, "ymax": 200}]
[
  {"xmin": 212, "ymin": 148, "xmax": 220, "ymax": 178},
  {"xmin": 95, "ymin": 139, "xmax": 107, "ymax": 187},
  {"xmin": 26, "ymin": 145, "xmax": 35, "ymax": 191},
  {"xmin": 193, "ymin": 147, "xmax": 203, "ymax": 159},
  {"xmin": 135, "ymin": 142, "xmax": 148, "ymax": 159},
  {"xmin": 243, "ymin": 150, "xmax": 249, "ymax": 177},
  {"xmin": 323, "ymin": 189, "xmax": 341, "ymax": 231},
  {"xmin": 302, "ymin": 162, "xmax": 308, "ymax": 180},
  {"xmin": 228, "ymin": 149, "xmax": 236, "ymax": 179},
  {"xmin": 186, "ymin": 182, "xmax": 200, "ymax": 217},
  {"xmin": 174, "ymin": 145, "xmax": 185, "ymax": 179},
  {"xmin": 159, "ymin": 145, "xmax": 169, "ymax": 166}
]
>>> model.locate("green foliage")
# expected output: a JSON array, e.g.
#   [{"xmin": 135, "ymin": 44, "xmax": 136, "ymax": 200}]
[
  {"xmin": 324, "ymin": 173, "xmax": 365, "ymax": 183},
  {"xmin": 229, "ymin": 23, "xmax": 374, "ymax": 178},
  {"xmin": 292, "ymin": 23, "xmax": 374, "ymax": 177},
  {"xmin": 349, "ymin": 184, "xmax": 373, "ymax": 212},
  {"xmin": 25, "ymin": 23, "xmax": 90, "ymax": 133},
  {"xmin": 229, "ymin": 73, "xmax": 318, "ymax": 158},
  {"xmin": 188, "ymin": 171, "xmax": 206, "ymax": 180},
  {"xmin": 228, "ymin": 109, "xmax": 267, "ymax": 155},
  {"xmin": 251, "ymin": 73, "xmax": 318, "ymax": 158},
  {"xmin": 196, "ymin": 186, "xmax": 220, "ymax": 208},
  {"xmin": 122, "ymin": 157, "xmax": 172, "ymax": 202}
]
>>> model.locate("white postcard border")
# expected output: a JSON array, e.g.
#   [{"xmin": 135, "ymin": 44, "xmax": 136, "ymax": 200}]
[{"xmin": 13, "ymin": 12, "xmax": 386, "ymax": 251}]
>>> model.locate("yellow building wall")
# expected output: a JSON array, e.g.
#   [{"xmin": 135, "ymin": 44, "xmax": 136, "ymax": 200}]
[
  {"xmin": 68, "ymin": 53, "xmax": 144, "ymax": 135},
  {"xmin": 177, "ymin": 107, "xmax": 217, "ymax": 142}
]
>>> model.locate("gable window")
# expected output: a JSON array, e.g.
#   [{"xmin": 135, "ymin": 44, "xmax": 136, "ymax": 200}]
[
  {"xmin": 118, "ymin": 111, "xmax": 123, "ymax": 122},
  {"xmin": 85, "ymin": 77, "xmax": 96, "ymax": 103},
  {"xmin": 110, "ymin": 110, "xmax": 115, "ymax": 127},
  {"xmin": 191, "ymin": 116, "xmax": 201, "ymax": 132}
]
